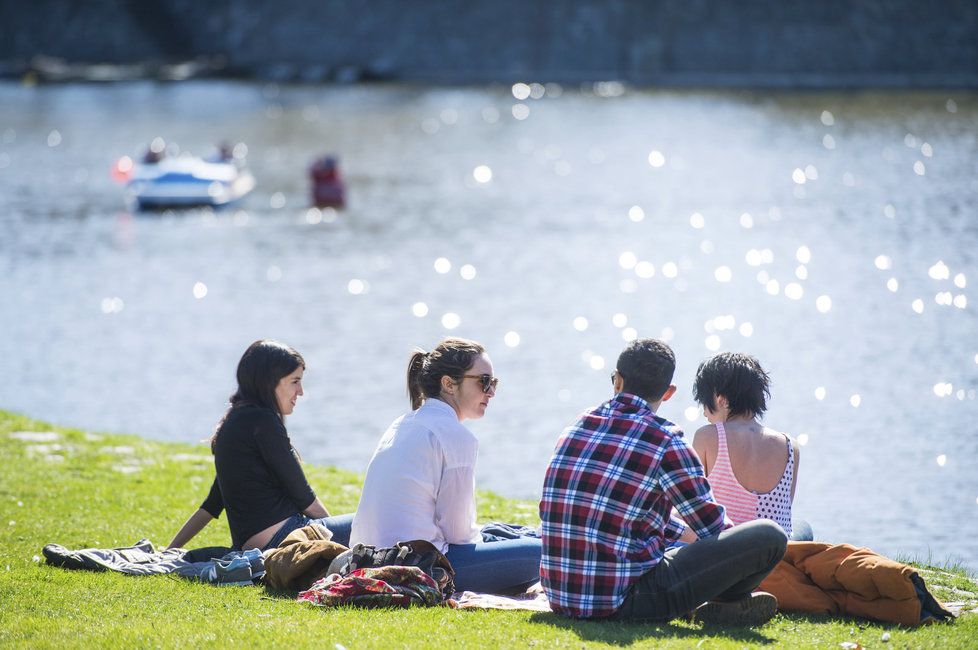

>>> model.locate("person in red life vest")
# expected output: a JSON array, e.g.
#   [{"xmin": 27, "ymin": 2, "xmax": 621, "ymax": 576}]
[{"xmin": 310, "ymin": 155, "xmax": 346, "ymax": 208}]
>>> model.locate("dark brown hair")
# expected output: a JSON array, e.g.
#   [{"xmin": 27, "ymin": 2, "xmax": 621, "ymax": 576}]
[
  {"xmin": 406, "ymin": 337, "xmax": 485, "ymax": 410},
  {"xmin": 211, "ymin": 339, "xmax": 305, "ymax": 451}
]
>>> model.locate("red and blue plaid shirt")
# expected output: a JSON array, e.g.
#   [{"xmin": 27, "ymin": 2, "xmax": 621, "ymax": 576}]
[{"xmin": 539, "ymin": 393, "xmax": 727, "ymax": 618}]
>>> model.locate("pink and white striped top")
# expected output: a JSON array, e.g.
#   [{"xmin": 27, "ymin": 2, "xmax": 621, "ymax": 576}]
[{"xmin": 707, "ymin": 422, "xmax": 794, "ymax": 535}]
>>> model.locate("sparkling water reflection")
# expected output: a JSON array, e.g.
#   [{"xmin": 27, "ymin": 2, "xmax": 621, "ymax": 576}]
[{"xmin": 0, "ymin": 82, "xmax": 976, "ymax": 569}]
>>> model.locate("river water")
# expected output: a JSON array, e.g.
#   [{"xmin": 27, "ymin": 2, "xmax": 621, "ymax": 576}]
[{"xmin": 1, "ymin": 81, "xmax": 976, "ymax": 569}]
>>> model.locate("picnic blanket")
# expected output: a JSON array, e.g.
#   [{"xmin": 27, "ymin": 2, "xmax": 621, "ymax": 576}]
[{"xmin": 453, "ymin": 583, "xmax": 551, "ymax": 612}]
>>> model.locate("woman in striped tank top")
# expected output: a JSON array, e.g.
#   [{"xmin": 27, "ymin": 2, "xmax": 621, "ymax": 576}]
[{"xmin": 691, "ymin": 352, "xmax": 812, "ymax": 541}]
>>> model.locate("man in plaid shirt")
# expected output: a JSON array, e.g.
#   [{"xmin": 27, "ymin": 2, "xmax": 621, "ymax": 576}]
[{"xmin": 540, "ymin": 339, "xmax": 787, "ymax": 624}]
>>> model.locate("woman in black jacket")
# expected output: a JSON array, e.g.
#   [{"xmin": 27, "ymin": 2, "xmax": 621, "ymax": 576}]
[{"xmin": 168, "ymin": 339, "xmax": 351, "ymax": 550}]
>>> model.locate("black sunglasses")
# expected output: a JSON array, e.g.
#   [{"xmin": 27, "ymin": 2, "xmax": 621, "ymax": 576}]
[{"xmin": 462, "ymin": 374, "xmax": 500, "ymax": 393}]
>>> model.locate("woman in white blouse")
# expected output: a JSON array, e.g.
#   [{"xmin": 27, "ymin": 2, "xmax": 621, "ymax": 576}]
[{"xmin": 350, "ymin": 337, "xmax": 541, "ymax": 594}]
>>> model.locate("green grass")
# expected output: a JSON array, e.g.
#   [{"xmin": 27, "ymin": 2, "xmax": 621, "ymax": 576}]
[{"xmin": 0, "ymin": 408, "xmax": 975, "ymax": 649}]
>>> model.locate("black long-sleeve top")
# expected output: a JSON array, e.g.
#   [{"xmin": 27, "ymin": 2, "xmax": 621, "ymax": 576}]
[{"xmin": 200, "ymin": 405, "xmax": 317, "ymax": 549}]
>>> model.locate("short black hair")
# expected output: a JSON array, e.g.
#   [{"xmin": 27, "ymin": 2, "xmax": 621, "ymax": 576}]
[
  {"xmin": 615, "ymin": 338, "xmax": 676, "ymax": 402},
  {"xmin": 693, "ymin": 352, "xmax": 771, "ymax": 418}
]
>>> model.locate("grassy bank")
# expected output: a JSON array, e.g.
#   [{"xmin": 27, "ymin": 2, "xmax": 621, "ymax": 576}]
[{"xmin": 0, "ymin": 409, "xmax": 975, "ymax": 649}]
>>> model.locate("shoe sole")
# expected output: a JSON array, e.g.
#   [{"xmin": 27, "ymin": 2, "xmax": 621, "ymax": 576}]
[{"xmin": 694, "ymin": 592, "xmax": 778, "ymax": 626}]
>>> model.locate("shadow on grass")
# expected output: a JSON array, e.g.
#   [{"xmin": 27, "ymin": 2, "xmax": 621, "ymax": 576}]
[
  {"xmin": 260, "ymin": 585, "xmax": 302, "ymax": 600},
  {"xmin": 527, "ymin": 612, "xmax": 776, "ymax": 646}
]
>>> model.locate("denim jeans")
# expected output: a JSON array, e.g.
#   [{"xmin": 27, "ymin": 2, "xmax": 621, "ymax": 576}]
[
  {"xmin": 789, "ymin": 518, "xmax": 814, "ymax": 541},
  {"xmin": 611, "ymin": 519, "xmax": 787, "ymax": 622},
  {"xmin": 263, "ymin": 512, "xmax": 355, "ymax": 550},
  {"xmin": 445, "ymin": 535, "xmax": 542, "ymax": 594}
]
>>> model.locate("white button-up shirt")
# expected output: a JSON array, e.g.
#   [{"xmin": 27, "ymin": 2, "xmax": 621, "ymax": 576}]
[{"xmin": 350, "ymin": 398, "xmax": 481, "ymax": 552}]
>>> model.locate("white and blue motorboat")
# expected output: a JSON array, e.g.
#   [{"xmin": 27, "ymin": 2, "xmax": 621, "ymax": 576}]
[{"xmin": 122, "ymin": 148, "xmax": 256, "ymax": 210}]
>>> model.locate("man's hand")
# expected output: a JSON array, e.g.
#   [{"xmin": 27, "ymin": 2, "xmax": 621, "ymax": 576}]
[{"xmin": 679, "ymin": 526, "xmax": 699, "ymax": 543}]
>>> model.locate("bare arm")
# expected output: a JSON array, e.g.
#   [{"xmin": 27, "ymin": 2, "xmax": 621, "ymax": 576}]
[
  {"xmin": 168, "ymin": 508, "xmax": 215, "ymax": 549},
  {"xmin": 691, "ymin": 425, "xmax": 717, "ymax": 476},
  {"xmin": 302, "ymin": 496, "xmax": 330, "ymax": 519},
  {"xmin": 790, "ymin": 442, "xmax": 801, "ymax": 501}
]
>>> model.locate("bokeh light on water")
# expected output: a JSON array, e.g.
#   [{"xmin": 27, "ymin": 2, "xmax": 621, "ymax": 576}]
[{"xmin": 0, "ymin": 82, "xmax": 976, "ymax": 569}]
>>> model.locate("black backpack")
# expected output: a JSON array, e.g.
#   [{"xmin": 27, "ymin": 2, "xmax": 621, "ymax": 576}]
[{"xmin": 326, "ymin": 539, "xmax": 455, "ymax": 600}]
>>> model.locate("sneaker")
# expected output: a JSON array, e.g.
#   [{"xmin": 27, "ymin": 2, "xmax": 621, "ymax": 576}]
[
  {"xmin": 205, "ymin": 555, "xmax": 253, "ymax": 586},
  {"xmin": 693, "ymin": 592, "xmax": 778, "ymax": 626},
  {"xmin": 242, "ymin": 548, "xmax": 265, "ymax": 581}
]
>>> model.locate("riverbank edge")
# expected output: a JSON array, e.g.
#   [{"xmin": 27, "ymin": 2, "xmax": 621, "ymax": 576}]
[
  {"xmin": 6, "ymin": 60, "xmax": 978, "ymax": 90},
  {"xmin": 0, "ymin": 407, "xmax": 975, "ymax": 649},
  {"xmin": 4, "ymin": 1, "xmax": 978, "ymax": 89}
]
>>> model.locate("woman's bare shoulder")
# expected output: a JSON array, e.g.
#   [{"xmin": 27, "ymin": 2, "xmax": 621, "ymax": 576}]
[
  {"xmin": 761, "ymin": 426, "xmax": 798, "ymax": 456},
  {"xmin": 761, "ymin": 425, "xmax": 792, "ymax": 441},
  {"xmin": 691, "ymin": 423, "xmax": 719, "ymax": 447}
]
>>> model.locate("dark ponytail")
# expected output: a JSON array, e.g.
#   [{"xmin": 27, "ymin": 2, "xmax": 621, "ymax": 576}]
[
  {"xmin": 406, "ymin": 337, "xmax": 485, "ymax": 410},
  {"xmin": 407, "ymin": 349, "xmax": 428, "ymax": 410}
]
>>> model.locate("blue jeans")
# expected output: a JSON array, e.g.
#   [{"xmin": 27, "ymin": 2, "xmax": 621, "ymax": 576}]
[
  {"xmin": 789, "ymin": 518, "xmax": 814, "ymax": 541},
  {"xmin": 445, "ymin": 536, "xmax": 542, "ymax": 594},
  {"xmin": 263, "ymin": 512, "xmax": 354, "ymax": 550}
]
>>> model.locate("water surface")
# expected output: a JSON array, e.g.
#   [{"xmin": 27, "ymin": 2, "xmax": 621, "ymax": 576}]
[{"xmin": 1, "ymin": 81, "xmax": 976, "ymax": 569}]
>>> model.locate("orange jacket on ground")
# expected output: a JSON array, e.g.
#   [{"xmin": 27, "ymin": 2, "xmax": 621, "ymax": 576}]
[{"xmin": 758, "ymin": 542, "xmax": 951, "ymax": 626}]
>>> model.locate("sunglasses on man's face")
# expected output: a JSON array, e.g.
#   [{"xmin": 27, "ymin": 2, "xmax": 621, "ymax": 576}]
[{"xmin": 462, "ymin": 374, "xmax": 500, "ymax": 393}]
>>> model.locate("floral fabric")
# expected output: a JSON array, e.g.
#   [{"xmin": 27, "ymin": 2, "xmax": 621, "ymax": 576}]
[{"xmin": 297, "ymin": 565, "xmax": 444, "ymax": 608}]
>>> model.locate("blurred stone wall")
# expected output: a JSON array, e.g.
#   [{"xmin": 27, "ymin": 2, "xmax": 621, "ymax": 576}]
[{"xmin": 2, "ymin": 0, "xmax": 976, "ymax": 86}]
